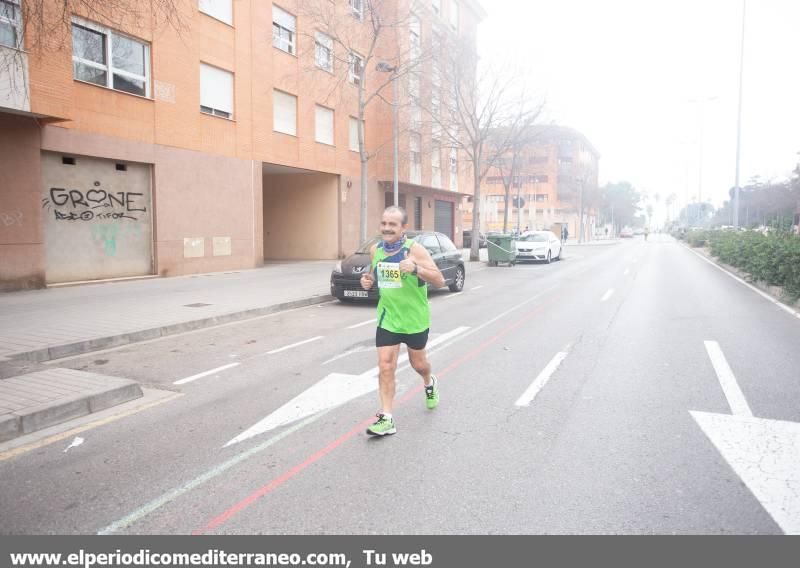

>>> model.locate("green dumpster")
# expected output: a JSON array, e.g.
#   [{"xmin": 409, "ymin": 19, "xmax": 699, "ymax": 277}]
[{"xmin": 487, "ymin": 234, "xmax": 517, "ymax": 267}]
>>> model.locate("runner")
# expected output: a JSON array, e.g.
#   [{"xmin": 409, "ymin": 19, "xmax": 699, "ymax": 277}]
[{"xmin": 360, "ymin": 206, "xmax": 446, "ymax": 436}]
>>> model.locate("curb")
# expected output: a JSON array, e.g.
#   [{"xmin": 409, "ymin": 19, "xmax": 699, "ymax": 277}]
[
  {"xmin": 682, "ymin": 243, "xmax": 800, "ymax": 320},
  {"xmin": 5, "ymin": 294, "xmax": 335, "ymax": 364},
  {"xmin": 0, "ymin": 378, "xmax": 142, "ymax": 443}
]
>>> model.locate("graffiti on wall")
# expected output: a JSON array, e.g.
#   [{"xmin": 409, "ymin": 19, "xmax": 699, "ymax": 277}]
[
  {"xmin": 0, "ymin": 211, "xmax": 23, "ymax": 226},
  {"xmin": 42, "ymin": 186, "xmax": 147, "ymax": 222}
]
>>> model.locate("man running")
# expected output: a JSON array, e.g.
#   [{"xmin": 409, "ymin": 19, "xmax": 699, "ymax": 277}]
[{"xmin": 360, "ymin": 206, "xmax": 446, "ymax": 436}]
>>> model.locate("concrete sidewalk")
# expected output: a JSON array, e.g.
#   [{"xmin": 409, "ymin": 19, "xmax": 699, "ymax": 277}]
[{"xmin": 0, "ymin": 261, "xmax": 338, "ymax": 363}]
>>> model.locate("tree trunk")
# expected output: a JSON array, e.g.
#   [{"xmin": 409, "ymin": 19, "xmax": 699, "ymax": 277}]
[
  {"xmin": 358, "ymin": 97, "xmax": 368, "ymax": 244},
  {"xmin": 470, "ymin": 158, "xmax": 481, "ymax": 262},
  {"xmin": 502, "ymin": 183, "xmax": 510, "ymax": 233}
]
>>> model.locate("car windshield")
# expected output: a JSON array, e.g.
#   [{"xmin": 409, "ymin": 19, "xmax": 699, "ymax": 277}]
[
  {"xmin": 355, "ymin": 236, "xmax": 382, "ymax": 254},
  {"xmin": 519, "ymin": 234, "xmax": 548, "ymax": 242}
]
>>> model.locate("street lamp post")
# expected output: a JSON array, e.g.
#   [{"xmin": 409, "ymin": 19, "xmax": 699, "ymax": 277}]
[
  {"xmin": 733, "ymin": 0, "xmax": 746, "ymax": 228},
  {"xmin": 376, "ymin": 62, "xmax": 399, "ymax": 207}
]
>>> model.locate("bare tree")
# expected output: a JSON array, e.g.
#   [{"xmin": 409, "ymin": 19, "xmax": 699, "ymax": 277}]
[
  {"xmin": 2, "ymin": 0, "xmax": 183, "ymax": 100},
  {"xmin": 425, "ymin": 35, "xmax": 543, "ymax": 261},
  {"xmin": 296, "ymin": 0, "xmax": 431, "ymax": 244},
  {"xmin": 493, "ymin": 126, "xmax": 545, "ymax": 233}
]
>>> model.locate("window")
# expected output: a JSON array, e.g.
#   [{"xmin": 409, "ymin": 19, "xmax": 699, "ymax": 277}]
[
  {"xmin": 535, "ymin": 194, "xmax": 548, "ymax": 202},
  {"xmin": 349, "ymin": 117, "xmax": 361, "ymax": 152},
  {"xmin": 72, "ymin": 18, "xmax": 151, "ymax": 97},
  {"xmin": 199, "ymin": 0, "xmax": 232, "ymax": 25},
  {"xmin": 315, "ymin": 32, "xmax": 333, "ymax": 72},
  {"xmin": 385, "ymin": 192, "xmax": 407, "ymax": 209},
  {"xmin": 449, "ymin": 148, "xmax": 458, "ymax": 190},
  {"xmin": 315, "ymin": 105, "xmax": 334, "ymax": 145},
  {"xmin": 414, "ymin": 197, "xmax": 422, "ymax": 230},
  {"xmin": 273, "ymin": 90, "xmax": 297, "ymax": 135},
  {"xmin": 350, "ymin": 0, "xmax": 364, "ymax": 20},
  {"xmin": 410, "ymin": 132, "xmax": 422, "ymax": 185},
  {"xmin": 449, "ymin": 0, "xmax": 459, "ymax": 31},
  {"xmin": 431, "ymin": 0, "xmax": 441, "ymax": 16},
  {"xmin": 530, "ymin": 155, "xmax": 549, "ymax": 165},
  {"xmin": 409, "ymin": 13, "xmax": 421, "ymax": 60},
  {"xmin": 431, "ymin": 140, "xmax": 442, "ymax": 188},
  {"xmin": 408, "ymin": 72, "xmax": 420, "ymax": 98},
  {"xmin": 349, "ymin": 52, "xmax": 364, "ymax": 85},
  {"xmin": 438, "ymin": 234, "xmax": 458, "ymax": 252},
  {"xmin": 200, "ymin": 63, "xmax": 234, "ymax": 118},
  {"xmin": 0, "ymin": 0, "xmax": 21, "ymax": 49},
  {"xmin": 420, "ymin": 234, "xmax": 441, "ymax": 255},
  {"xmin": 272, "ymin": 5, "xmax": 295, "ymax": 55},
  {"xmin": 431, "ymin": 87, "xmax": 441, "ymax": 118}
]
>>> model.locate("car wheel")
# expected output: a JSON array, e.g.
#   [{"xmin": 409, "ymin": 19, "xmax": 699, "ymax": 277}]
[
  {"xmin": 545, "ymin": 251, "xmax": 551, "ymax": 264},
  {"xmin": 449, "ymin": 266, "xmax": 465, "ymax": 292}
]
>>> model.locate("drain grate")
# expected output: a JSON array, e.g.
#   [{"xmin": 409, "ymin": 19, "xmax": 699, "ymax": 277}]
[{"xmin": 184, "ymin": 303, "xmax": 212, "ymax": 308}]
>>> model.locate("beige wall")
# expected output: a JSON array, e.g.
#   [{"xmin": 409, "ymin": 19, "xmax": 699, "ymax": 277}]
[
  {"xmin": 263, "ymin": 172, "xmax": 339, "ymax": 260},
  {"xmin": 0, "ymin": 115, "xmax": 45, "ymax": 290}
]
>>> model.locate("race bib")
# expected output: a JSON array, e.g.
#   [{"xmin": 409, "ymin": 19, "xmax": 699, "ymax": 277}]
[{"xmin": 377, "ymin": 262, "xmax": 402, "ymax": 289}]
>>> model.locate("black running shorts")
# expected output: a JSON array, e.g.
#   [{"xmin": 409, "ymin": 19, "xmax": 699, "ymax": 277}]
[{"xmin": 376, "ymin": 327, "xmax": 430, "ymax": 350}]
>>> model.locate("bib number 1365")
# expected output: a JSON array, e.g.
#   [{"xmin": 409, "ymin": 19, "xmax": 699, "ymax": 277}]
[{"xmin": 377, "ymin": 262, "xmax": 402, "ymax": 289}]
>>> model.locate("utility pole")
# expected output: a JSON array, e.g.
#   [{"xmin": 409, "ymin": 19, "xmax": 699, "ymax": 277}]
[{"xmin": 577, "ymin": 177, "xmax": 585, "ymax": 243}]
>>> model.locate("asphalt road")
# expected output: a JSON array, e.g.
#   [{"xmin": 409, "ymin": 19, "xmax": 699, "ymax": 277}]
[{"xmin": 2, "ymin": 235, "xmax": 799, "ymax": 534}]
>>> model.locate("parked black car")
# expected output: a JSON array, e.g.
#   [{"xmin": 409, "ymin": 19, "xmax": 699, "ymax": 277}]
[
  {"xmin": 330, "ymin": 231, "xmax": 466, "ymax": 301},
  {"xmin": 462, "ymin": 229, "xmax": 487, "ymax": 249}
]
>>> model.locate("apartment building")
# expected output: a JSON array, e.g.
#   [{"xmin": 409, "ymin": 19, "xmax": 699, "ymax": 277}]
[
  {"xmin": 0, "ymin": 0, "xmax": 484, "ymax": 290},
  {"xmin": 466, "ymin": 125, "xmax": 600, "ymax": 239}
]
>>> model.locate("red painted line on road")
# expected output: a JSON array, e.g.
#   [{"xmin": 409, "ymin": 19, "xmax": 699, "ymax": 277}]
[{"xmin": 195, "ymin": 296, "xmax": 551, "ymax": 534}]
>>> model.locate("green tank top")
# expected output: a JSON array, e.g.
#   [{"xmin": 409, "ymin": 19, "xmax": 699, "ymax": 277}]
[{"xmin": 372, "ymin": 240, "xmax": 430, "ymax": 334}]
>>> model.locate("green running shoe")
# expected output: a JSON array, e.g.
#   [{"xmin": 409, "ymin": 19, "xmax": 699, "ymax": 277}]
[
  {"xmin": 366, "ymin": 414, "xmax": 396, "ymax": 436},
  {"xmin": 425, "ymin": 376, "xmax": 440, "ymax": 409}
]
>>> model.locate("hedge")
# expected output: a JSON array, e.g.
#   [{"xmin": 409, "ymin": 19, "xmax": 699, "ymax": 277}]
[{"xmin": 704, "ymin": 231, "xmax": 800, "ymax": 302}]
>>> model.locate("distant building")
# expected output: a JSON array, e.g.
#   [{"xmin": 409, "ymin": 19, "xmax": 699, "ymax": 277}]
[{"xmin": 464, "ymin": 125, "xmax": 600, "ymax": 239}]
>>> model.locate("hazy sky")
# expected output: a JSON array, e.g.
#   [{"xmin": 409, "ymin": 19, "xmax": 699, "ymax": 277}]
[{"xmin": 478, "ymin": 0, "xmax": 800, "ymax": 211}]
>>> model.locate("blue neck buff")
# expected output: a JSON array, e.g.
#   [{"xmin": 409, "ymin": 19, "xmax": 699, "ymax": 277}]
[{"xmin": 382, "ymin": 235, "xmax": 406, "ymax": 255}]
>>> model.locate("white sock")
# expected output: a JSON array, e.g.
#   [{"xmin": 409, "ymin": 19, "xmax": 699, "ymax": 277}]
[
  {"xmin": 381, "ymin": 413, "xmax": 393, "ymax": 420},
  {"xmin": 425, "ymin": 376, "xmax": 436, "ymax": 387}
]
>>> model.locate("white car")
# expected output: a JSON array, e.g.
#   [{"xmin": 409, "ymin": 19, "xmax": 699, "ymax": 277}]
[{"xmin": 514, "ymin": 231, "xmax": 562, "ymax": 263}]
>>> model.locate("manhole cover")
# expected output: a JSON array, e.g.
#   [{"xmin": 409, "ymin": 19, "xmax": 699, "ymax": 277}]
[{"xmin": 184, "ymin": 303, "xmax": 212, "ymax": 308}]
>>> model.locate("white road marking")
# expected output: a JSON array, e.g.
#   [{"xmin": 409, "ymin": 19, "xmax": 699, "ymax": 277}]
[
  {"xmin": 691, "ymin": 411, "xmax": 800, "ymax": 535},
  {"xmin": 266, "ymin": 336, "xmax": 323, "ymax": 355},
  {"xmin": 97, "ymin": 411, "xmax": 328, "ymax": 535},
  {"xmin": 173, "ymin": 363, "xmax": 240, "ymax": 385},
  {"xmin": 601, "ymin": 288, "xmax": 615, "ymax": 302},
  {"xmin": 471, "ymin": 285, "xmax": 484, "ymax": 291},
  {"xmin": 624, "ymin": 269, "xmax": 630, "ymax": 276},
  {"xmin": 704, "ymin": 340, "xmax": 752, "ymax": 417},
  {"xmin": 688, "ymin": 247, "xmax": 800, "ymax": 321},
  {"xmin": 63, "ymin": 437, "xmax": 84, "ymax": 453},
  {"xmin": 226, "ymin": 326, "xmax": 471, "ymax": 446},
  {"xmin": 515, "ymin": 351, "xmax": 569, "ymax": 407},
  {"xmin": 440, "ymin": 292, "xmax": 463, "ymax": 300},
  {"xmin": 346, "ymin": 318, "xmax": 376, "ymax": 330}
]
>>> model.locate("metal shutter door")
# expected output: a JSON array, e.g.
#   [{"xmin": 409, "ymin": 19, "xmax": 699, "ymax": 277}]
[{"xmin": 434, "ymin": 200, "xmax": 453, "ymax": 240}]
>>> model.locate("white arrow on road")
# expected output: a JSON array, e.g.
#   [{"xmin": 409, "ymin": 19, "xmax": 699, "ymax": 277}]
[
  {"xmin": 691, "ymin": 411, "xmax": 800, "ymax": 535},
  {"xmin": 693, "ymin": 340, "xmax": 800, "ymax": 534},
  {"xmin": 225, "ymin": 326, "xmax": 470, "ymax": 447}
]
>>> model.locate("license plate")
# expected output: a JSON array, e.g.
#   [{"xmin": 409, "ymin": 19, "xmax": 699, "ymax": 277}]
[{"xmin": 343, "ymin": 290, "xmax": 368, "ymax": 298}]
